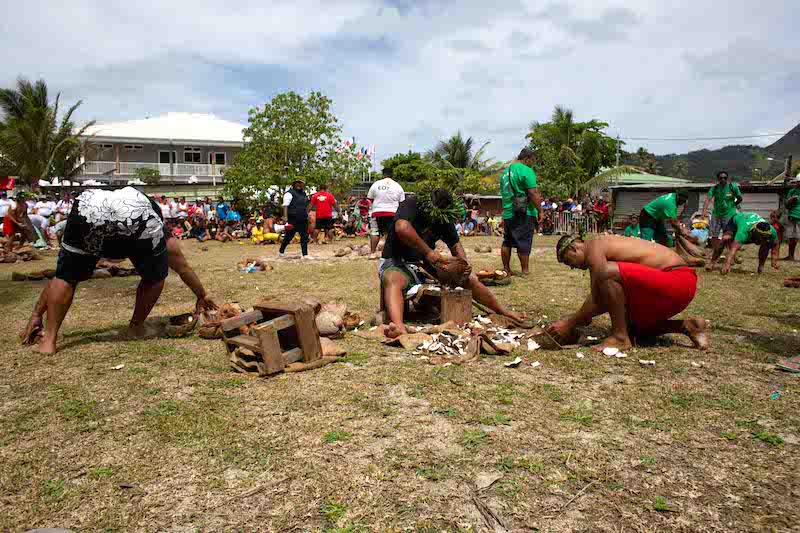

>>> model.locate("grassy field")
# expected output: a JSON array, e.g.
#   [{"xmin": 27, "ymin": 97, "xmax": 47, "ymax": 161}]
[{"xmin": 1, "ymin": 235, "xmax": 798, "ymax": 531}]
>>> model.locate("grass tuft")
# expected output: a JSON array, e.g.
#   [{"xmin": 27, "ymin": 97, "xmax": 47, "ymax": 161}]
[{"xmin": 322, "ymin": 430, "xmax": 352, "ymax": 444}]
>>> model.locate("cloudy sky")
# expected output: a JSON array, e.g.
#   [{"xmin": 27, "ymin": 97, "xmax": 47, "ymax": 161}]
[{"xmin": 2, "ymin": 0, "xmax": 797, "ymax": 161}]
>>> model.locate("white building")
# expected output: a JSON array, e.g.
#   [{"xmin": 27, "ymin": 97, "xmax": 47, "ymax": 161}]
[{"xmin": 76, "ymin": 112, "xmax": 245, "ymax": 196}]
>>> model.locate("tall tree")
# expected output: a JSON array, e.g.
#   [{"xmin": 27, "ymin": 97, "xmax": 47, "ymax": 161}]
[
  {"xmin": 0, "ymin": 77, "xmax": 94, "ymax": 187},
  {"xmin": 525, "ymin": 106, "xmax": 629, "ymax": 197},
  {"xmin": 672, "ymin": 158, "xmax": 689, "ymax": 178},
  {"xmin": 426, "ymin": 131, "xmax": 503, "ymax": 177},
  {"xmin": 223, "ymin": 91, "xmax": 368, "ymax": 206}
]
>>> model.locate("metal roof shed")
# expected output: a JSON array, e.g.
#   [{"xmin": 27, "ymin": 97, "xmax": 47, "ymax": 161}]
[{"xmin": 609, "ymin": 182, "xmax": 784, "ymax": 227}]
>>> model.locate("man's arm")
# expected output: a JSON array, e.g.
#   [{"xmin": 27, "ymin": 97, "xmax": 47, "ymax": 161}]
[
  {"xmin": 450, "ymin": 241, "xmax": 468, "ymax": 261},
  {"xmin": 527, "ymin": 187, "xmax": 544, "ymax": 223},
  {"xmin": 758, "ymin": 241, "xmax": 779, "ymax": 273},
  {"xmin": 548, "ymin": 241, "xmax": 607, "ymax": 336},
  {"xmin": 166, "ymin": 237, "xmax": 217, "ymax": 311},
  {"xmin": 702, "ymin": 195, "xmax": 712, "ymax": 218},
  {"xmin": 394, "ymin": 219, "xmax": 442, "ymax": 265},
  {"xmin": 720, "ymin": 240, "xmax": 742, "ymax": 274}
]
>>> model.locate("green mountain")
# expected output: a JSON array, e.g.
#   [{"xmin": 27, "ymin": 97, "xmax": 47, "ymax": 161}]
[{"xmin": 623, "ymin": 125, "xmax": 800, "ymax": 182}]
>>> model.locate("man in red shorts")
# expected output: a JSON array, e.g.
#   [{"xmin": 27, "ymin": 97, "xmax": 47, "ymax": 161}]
[{"xmin": 546, "ymin": 234, "xmax": 710, "ymax": 352}]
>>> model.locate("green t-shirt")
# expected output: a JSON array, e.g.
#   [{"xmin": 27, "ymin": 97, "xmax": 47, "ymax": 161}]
[
  {"xmin": 786, "ymin": 187, "xmax": 800, "ymax": 220},
  {"xmin": 643, "ymin": 193, "xmax": 678, "ymax": 221},
  {"xmin": 707, "ymin": 182, "xmax": 741, "ymax": 218},
  {"xmin": 623, "ymin": 224, "xmax": 641, "ymax": 238},
  {"xmin": 731, "ymin": 212, "xmax": 777, "ymax": 245},
  {"xmin": 500, "ymin": 163, "xmax": 538, "ymax": 220}
]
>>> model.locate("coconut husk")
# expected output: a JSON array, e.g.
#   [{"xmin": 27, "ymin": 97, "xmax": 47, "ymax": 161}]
[
  {"xmin": 382, "ymin": 332, "xmax": 433, "ymax": 350},
  {"xmin": 317, "ymin": 311, "xmax": 344, "ymax": 337},
  {"xmin": 435, "ymin": 257, "xmax": 471, "ymax": 288},
  {"xmin": 92, "ymin": 269, "xmax": 113, "ymax": 279},
  {"xmin": 320, "ymin": 337, "xmax": 347, "ymax": 357},
  {"xmin": 334, "ymin": 248, "xmax": 350, "ymax": 257},
  {"xmin": 342, "ymin": 312, "xmax": 361, "ymax": 329},
  {"xmin": 165, "ymin": 313, "xmax": 197, "ymax": 337},
  {"xmin": 358, "ymin": 244, "xmax": 371, "ymax": 256}
]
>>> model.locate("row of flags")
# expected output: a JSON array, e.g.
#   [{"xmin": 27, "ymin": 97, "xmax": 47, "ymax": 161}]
[{"xmin": 338, "ymin": 137, "xmax": 376, "ymax": 160}]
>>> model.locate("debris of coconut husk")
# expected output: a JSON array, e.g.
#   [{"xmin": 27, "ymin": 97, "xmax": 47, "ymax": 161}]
[
  {"xmin": 0, "ymin": 244, "xmax": 40, "ymax": 263},
  {"xmin": 11, "ymin": 269, "xmax": 56, "ymax": 281},
  {"xmin": 784, "ymin": 276, "xmax": 800, "ymax": 288},
  {"xmin": 476, "ymin": 269, "xmax": 511, "ymax": 286},
  {"xmin": 236, "ymin": 257, "xmax": 275, "ymax": 273},
  {"xmin": 14, "ymin": 259, "xmax": 139, "ymax": 282},
  {"xmin": 315, "ymin": 301, "xmax": 361, "ymax": 337},
  {"xmin": 473, "ymin": 244, "xmax": 492, "ymax": 253}
]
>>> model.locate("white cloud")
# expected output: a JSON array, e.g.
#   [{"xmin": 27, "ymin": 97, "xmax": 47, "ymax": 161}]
[{"xmin": 2, "ymin": 0, "xmax": 798, "ymax": 165}]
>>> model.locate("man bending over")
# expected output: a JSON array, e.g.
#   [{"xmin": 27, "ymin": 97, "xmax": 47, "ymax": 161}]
[
  {"xmin": 706, "ymin": 212, "xmax": 778, "ymax": 274},
  {"xmin": 380, "ymin": 188, "xmax": 525, "ymax": 338},
  {"xmin": 20, "ymin": 187, "xmax": 217, "ymax": 355},
  {"xmin": 546, "ymin": 234, "xmax": 709, "ymax": 352}
]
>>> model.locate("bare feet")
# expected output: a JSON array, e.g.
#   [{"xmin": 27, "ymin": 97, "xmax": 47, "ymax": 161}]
[
  {"xmin": 385, "ymin": 322, "xmax": 407, "ymax": 339},
  {"xmin": 32, "ymin": 338, "xmax": 56, "ymax": 355},
  {"xmin": 124, "ymin": 322, "xmax": 149, "ymax": 340},
  {"xmin": 20, "ymin": 315, "xmax": 44, "ymax": 345},
  {"xmin": 591, "ymin": 334, "xmax": 632, "ymax": 352},
  {"xmin": 683, "ymin": 317, "xmax": 711, "ymax": 350}
]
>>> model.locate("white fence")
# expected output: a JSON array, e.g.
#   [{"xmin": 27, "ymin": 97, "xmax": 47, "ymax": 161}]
[
  {"xmin": 83, "ymin": 161, "xmax": 227, "ymax": 177},
  {"xmin": 551, "ymin": 211, "xmax": 600, "ymax": 235}
]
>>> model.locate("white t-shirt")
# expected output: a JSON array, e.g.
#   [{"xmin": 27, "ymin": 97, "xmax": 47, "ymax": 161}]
[
  {"xmin": 168, "ymin": 201, "xmax": 178, "ymax": 218},
  {"xmin": 26, "ymin": 200, "xmax": 35, "ymax": 213},
  {"xmin": 0, "ymin": 198, "xmax": 11, "ymax": 218},
  {"xmin": 282, "ymin": 192, "xmax": 293, "ymax": 207},
  {"xmin": 177, "ymin": 202, "xmax": 189, "ymax": 218},
  {"xmin": 159, "ymin": 202, "xmax": 171, "ymax": 219},
  {"xmin": 367, "ymin": 178, "xmax": 405, "ymax": 216},
  {"xmin": 35, "ymin": 201, "xmax": 55, "ymax": 217},
  {"xmin": 57, "ymin": 199, "xmax": 73, "ymax": 215}
]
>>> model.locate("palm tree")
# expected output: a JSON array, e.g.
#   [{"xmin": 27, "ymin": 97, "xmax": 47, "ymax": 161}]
[
  {"xmin": 426, "ymin": 131, "xmax": 502, "ymax": 176},
  {"xmin": 0, "ymin": 77, "xmax": 94, "ymax": 187}
]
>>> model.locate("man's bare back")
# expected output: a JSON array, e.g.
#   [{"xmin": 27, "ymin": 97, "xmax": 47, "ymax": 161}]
[{"xmin": 587, "ymin": 235, "xmax": 687, "ymax": 271}]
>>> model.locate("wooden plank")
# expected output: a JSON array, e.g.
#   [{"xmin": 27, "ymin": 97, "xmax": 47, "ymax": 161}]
[
  {"xmin": 221, "ymin": 310, "xmax": 264, "ymax": 333},
  {"xmin": 254, "ymin": 300, "xmax": 307, "ymax": 314},
  {"xmin": 253, "ymin": 314, "xmax": 295, "ymax": 333},
  {"xmin": 226, "ymin": 334, "xmax": 261, "ymax": 352},
  {"xmin": 255, "ymin": 329, "xmax": 285, "ymax": 375},
  {"xmin": 291, "ymin": 303, "xmax": 322, "ymax": 363},
  {"xmin": 440, "ymin": 289, "xmax": 473, "ymax": 325},
  {"xmin": 282, "ymin": 347, "xmax": 304, "ymax": 364}
]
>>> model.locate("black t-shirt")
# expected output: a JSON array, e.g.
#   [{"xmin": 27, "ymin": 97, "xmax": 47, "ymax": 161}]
[
  {"xmin": 62, "ymin": 187, "xmax": 166, "ymax": 258},
  {"xmin": 381, "ymin": 195, "xmax": 460, "ymax": 263}
]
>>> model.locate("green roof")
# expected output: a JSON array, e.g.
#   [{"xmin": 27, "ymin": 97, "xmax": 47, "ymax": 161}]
[{"xmin": 609, "ymin": 172, "xmax": 690, "ymax": 185}]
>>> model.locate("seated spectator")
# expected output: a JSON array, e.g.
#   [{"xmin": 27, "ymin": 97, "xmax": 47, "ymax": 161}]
[
  {"xmin": 190, "ymin": 219, "xmax": 210, "ymax": 242},
  {"xmin": 251, "ymin": 218, "xmax": 266, "ymax": 244},
  {"xmin": 216, "ymin": 223, "xmax": 233, "ymax": 242}
]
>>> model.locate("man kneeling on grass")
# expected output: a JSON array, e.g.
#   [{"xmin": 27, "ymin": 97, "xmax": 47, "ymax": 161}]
[
  {"xmin": 546, "ymin": 234, "xmax": 710, "ymax": 352},
  {"xmin": 380, "ymin": 187, "xmax": 525, "ymax": 338}
]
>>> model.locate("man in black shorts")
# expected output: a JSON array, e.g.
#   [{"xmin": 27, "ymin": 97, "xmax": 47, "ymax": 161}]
[
  {"xmin": 27, "ymin": 187, "xmax": 185, "ymax": 355},
  {"xmin": 499, "ymin": 148, "xmax": 543, "ymax": 275},
  {"xmin": 379, "ymin": 188, "xmax": 526, "ymax": 338}
]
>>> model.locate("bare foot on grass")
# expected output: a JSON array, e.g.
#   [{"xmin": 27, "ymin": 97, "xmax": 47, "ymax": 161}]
[
  {"xmin": 591, "ymin": 334, "xmax": 632, "ymax": 352},
  {"xmin": 32, "ymin": 338, "xmax": 56, "ymax": 355},
  {"xmin": 385, "ymin": 322, "xmax": 407, "ymax": 339},
  {"xmin": 684, "ymin": 317, "xmax": 711, "ymax": 350}
]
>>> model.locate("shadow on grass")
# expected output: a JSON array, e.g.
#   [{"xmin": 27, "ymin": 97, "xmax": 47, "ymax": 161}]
[
  {"xmin": 715, "ymin": 325, "xmax": 799, "ymax": 357},
  {"xmin": 744, "ymin": 312, "xmax": 800, "ymax": 328}
]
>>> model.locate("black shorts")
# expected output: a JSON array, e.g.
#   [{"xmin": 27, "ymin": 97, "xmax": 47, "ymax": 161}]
[
  {"xmin": 502, "ymin": 214, "xmax": 535, "ymax": 255},
  {"xmin": 55, "ymin": 245, "xmax": 169, "ymax": 284},
  {"xmin": 722, "ymin": 218, "xmax": 737, "ymax": 237},
  {"xmin": 370, "ymin": 215, "xmax": 394, "ymax": 237},
  {"xmin": 315, "ymin": 217, "xmax": 334, "ymax": 231}
]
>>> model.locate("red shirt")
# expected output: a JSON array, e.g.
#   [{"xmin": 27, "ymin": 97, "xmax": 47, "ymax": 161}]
[
  {"xmin": 358, "ymin": 198, "xmax": 371, "ymax": 217},
  {"xmin": 310, "ymin": 191, "xmax": 336, "ymax": 218}
]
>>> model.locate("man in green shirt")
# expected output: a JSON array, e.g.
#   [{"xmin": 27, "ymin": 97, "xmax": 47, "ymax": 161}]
[
  {"xmin": 783, "ymin": 184, "xmax": 800, "ymax": 261},
  {"xmin": 623, "ymin": 215, "xmax": 641, "ymax": 238},
  {"xmin": 707, "ymin": 212, "xmax": 778, "ymax": 274},
  {"xmin": 638, "ymin": 190, "xmax": 689, "ymax": 245},
  {"xmin": 701, "ymin": 170, "xmax": 742, "ymax": 256},
  {"xmin": 499, "ymin": 148, "xmax": 543, "ymax": 275}
]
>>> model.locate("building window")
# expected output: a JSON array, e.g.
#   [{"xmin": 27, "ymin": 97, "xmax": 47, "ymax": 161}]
[
  {"xmin": 159, "ymin": 151, "xmax": 176, "ymax": 164},
  {"xmin": 123, "ymin": 144, "xmax": 143, "ymax": 152},
  {"xmin": 184, "ymin": 147, "xmax": 202, "ymax": 163},
  {"xmin": 208, "ymin": 152, "xmax": 226, "ymax": 166}
]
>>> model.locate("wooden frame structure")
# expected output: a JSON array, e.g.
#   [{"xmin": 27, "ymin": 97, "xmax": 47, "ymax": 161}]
[{"xmin": 222, "ymin": 301, "xmax": 322, "ymax": 376}]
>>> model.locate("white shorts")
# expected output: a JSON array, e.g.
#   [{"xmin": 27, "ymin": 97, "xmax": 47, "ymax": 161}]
[{"xmin": 786, "ymin": 218, "xmax": 800, "ymax": 240}]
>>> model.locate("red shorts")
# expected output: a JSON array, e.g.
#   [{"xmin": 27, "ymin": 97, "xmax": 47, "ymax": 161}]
[
  {"xmin": 3, "ymin": 216, "xmax": 17, "ymax": 236},
  {"xmin": 617, "ymin": 262, "xmax": 697, "ymax": 329}
]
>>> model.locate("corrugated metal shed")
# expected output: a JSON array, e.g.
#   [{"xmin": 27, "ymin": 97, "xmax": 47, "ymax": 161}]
[{"xmin": 610, "ymin": 183, "xmax": 783, "ymax": 227}]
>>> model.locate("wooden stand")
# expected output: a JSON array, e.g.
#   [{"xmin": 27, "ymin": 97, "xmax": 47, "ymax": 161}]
[
  {"xmin": 418, "ymin": 287, "xmax": 473, "ymax": 325},
  {"xmin": 222, "ymin": 301, "xmax": 322, "ymax": 376}
]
